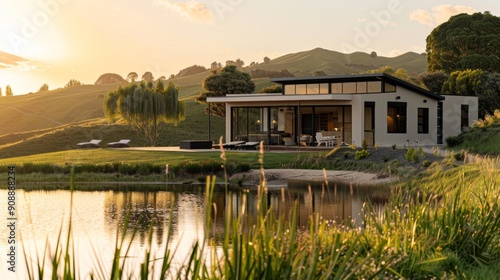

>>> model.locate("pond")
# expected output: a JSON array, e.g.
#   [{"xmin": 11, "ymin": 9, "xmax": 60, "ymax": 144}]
[{"xmin": 0, "ymin": 182, "xmax": 385, "ymax": 279}]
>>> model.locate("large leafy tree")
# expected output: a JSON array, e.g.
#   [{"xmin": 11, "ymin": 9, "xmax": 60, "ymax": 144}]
[
  {"xmin": 65, "ymin": 79, "xmax": 82, "ymax": 88},
  {"xmin": 419, "ymin": 71, "xmax": 449, "ymax": 93},
  {"xmin": 95, "ymin": 73, "xmax": 126, "ymax": 84},
  {"xmin": 38, "ymin": 83, "xmax": 49, "ymax": 92},
  {"xmin": 441, "ymin": 69, "xmax": 500, "ymax": 117},
  {"xmin": 104, "ymin": 80, "xmax": 185, "ymax": 146},
  {"xmin": 426, "ymin": 12, "xmax": 500, "ymax": 73},
  {"xmin": 196, "ymin": 65, "xmax": 255, "ymax": 117}
]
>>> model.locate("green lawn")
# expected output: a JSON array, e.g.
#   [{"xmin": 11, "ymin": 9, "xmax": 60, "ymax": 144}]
[{"xmin": 0, "ymin": 149, "xmax": 316, "ymax": 170}]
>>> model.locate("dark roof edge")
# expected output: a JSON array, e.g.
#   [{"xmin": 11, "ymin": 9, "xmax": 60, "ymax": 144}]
[{"xmin": 271, "ymin": 73, "xmax": 444, "ymax": 100}]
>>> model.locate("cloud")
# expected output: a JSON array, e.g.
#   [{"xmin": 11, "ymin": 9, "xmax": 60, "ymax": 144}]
[
  {"xmin": 0, "ymin": 50, "xmax": 44, "ymax": 71},
  {"xmin": 153, "ymin": 0, "xmax": 214, "ymax": 24},
  {"xmin": 410, "ymin": 5, "xmax": 477, "ymax": 26}
]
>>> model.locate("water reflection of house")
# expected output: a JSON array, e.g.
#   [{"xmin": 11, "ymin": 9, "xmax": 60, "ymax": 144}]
[
  {"xmin": 227, "ymin": 187, "xmax": 365, "ymax": 229},
  {"xmin": 207, "ymin": 74, "xmax": 478, "ymax": 147}
]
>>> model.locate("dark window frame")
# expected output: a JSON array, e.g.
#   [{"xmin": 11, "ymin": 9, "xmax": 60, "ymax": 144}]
[
  {"xmin": 387, "ymin": 102, "xmax": 407, "ymax": 134},
  {"xmin": 417, "ymin": 107, "xmax": 429, "ymax": 134}
]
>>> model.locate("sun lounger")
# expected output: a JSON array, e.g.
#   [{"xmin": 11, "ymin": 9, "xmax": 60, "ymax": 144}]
[
  {"xmin": 76, "ymin": 139, "xmax": 102, "ymax": 149},
  {"xmin": 234, "ymin": 141, "xmax": 260, "ymax": 150},
  {"xmin": 222, "ymin": 141, "xmax": 245, "ymax": 150},
  {"xmin": 107, "ymin": 139, "xmax": 131, "ymax": 148}
]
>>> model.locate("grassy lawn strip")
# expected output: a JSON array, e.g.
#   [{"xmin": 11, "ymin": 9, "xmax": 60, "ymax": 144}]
[{"xmin": 0, "ymin": 149, "xmax": 317, "ymax": 172}]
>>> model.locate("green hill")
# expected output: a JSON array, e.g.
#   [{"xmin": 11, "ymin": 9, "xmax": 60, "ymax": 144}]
[
  {"xmin": 247, "ymin": 48, "xmax": 427, "ymax": 76},
  {"xmin": 0, "ymin": 48, "xmax": 427, "ymax": 158}
]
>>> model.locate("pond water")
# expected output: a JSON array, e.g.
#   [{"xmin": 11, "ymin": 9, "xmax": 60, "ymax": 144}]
[{"xmin": 0, "ymin": 182, "xmax": 383, "ymax": 279}]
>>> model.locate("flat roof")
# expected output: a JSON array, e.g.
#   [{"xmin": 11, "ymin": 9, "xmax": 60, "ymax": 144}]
[{"xmin": 271, "ymin": 73, "xmax": 444, "ymax": 100}]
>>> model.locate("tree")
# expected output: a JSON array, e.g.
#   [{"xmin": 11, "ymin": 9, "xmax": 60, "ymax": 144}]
[
  {"xmin": 127, "ymin": 72, "xmax": 138, "ymax": 83},
  {"xmin": 426, "ymin": 12, "xmax": 500, "ymax": 73},
  {"xmin": 370, "ymin": 51, "xmax": 378, "ymax": 58},
  {"xmin": 65, "ymin": 79, "xmax": 82, "ymax": 88},
  {"xmin": 196, "ymin": 65, "xmax": 255, "ymax": 117},
  {"xmin": 235, "ymin": 58, "xmax": 244, "ymax": 68},
  {"xmin": 142, "ymin": 71, "xmax": 154, "ymax": 82},
  {"xmin": 210, "ymin": 61, "xmax": 221, "ymax": 70},
  {"xmin": 263, "ymin": 56, "xmax": 271, "ymax": 64},
  {"xmin": 366, "ymin": 66, "xmax": 422, "ymax": 86},
  {"xmin": 95, "ymin": 73, "xmax": 126, "ymax": 84},
  {"xmin": 441, "ymin": 69, "xmax": 500, "ymax": 117},
  {"xmin": 419, "ymin": 71, "xmax": 448, "ymax": 93},
  {"xmin": 5, "ymin": 85, "xmax": 13, "ymax": 96},
  {"xmin": 104, "ymin": 80, "xmax": 185, "ymax": 146},
  {"xmin": 260, "ymin": 85, "xmax": 282, "ymax": 93},
  {"xmin": 38, "ymin": 83, "xmax": 49, "ymax": 92},
  {"xmin": 0, "ymin": 87, "xmax": 3, "ymax": 96}
]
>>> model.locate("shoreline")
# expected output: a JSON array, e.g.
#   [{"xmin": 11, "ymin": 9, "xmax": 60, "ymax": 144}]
[{"xmin": 231, "ymin": 169, "xmax": 398, "ymax": 187}]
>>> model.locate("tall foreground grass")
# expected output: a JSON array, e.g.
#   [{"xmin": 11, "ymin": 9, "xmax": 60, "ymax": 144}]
[{"xmin": 22, "ymin": 146, "xmax": 499, "ymax": 279}]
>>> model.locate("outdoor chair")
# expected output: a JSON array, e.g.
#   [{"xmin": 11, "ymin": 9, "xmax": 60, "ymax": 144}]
[
  {"xmin": 315, "ymin": 132, "xmax": 335, "ymax": 147},
  {"xmin": 76, "ymin": 139, "xmax": 102, "ymax": 149},
  {"xmin": 222, "ymin": 140, "xmax": 245, "ymax": 150},
  {"xmin": 107, "ymin": 139, "xmax": 131, "ymax": 148}
]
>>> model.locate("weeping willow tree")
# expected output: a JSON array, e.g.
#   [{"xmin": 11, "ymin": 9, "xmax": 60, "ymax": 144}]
[{"xmin": 104, "ymin": 80, "xmax": 185, "ymax": 146}]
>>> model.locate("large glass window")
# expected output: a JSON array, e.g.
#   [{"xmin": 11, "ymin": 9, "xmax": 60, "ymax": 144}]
[
  {"xmin": 418, "ymin": 108, "xmax": 429, "ymax": 134},
  {"xmin": 332, "ymin": 83, "xmax": 342, "ymax": 94},
  {"xmin": 343, "ymin": 82, "xmax": 356, "ymax": 94},
  {"xmin": 284, "ymin": 84, "xmax": 295, "ymax": 95},
  {"xmin": 367, "ymin": 81, "xmax": 382, "ymax": 93},
  {"xmin": 356, "ymin": 82, "xmax": 367, "ymax": 93},
  {"xmin": 320, "ymin": 83, "xmax": 329, "ymax": 94},
  {"xmin": 307, "ymin": 84, "xmax": 319, "ymax": 94},
  {"xmin": 296, "ymin": 84, "xmax": 307, "ymax": 94},
  {"xmin": 461, "ymin": 105, "xmax": 469, "ymax": 130},
  {"xmin": 387, "ymin": 102, "xmax": 407, "ymax": 133},
  {"xmin": 385, "ymin": 83, "xmax": 396, "ymax": 92}
]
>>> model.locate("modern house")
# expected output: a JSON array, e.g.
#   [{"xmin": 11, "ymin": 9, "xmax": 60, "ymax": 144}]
[{"xmin": 207, "ymin": 73, "xmax": 478, "ymax": 147}]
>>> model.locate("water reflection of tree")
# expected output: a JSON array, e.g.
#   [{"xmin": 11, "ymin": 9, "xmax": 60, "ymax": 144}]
[{"xmin": 104, "ymin": 191, "xmax": 177, "ymax": 246}]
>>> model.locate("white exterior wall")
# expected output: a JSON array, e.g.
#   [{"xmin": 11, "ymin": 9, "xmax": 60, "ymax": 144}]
[
  {"xmin": 356, "ymin": 88, "xmax": 439, "ymax": 147},
  {"xmin": 441, "ymin": 95, "xmax": 479, "ymax": 140}
]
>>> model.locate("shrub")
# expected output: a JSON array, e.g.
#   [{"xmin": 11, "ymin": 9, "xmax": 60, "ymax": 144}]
[
  {"xmin": 446, "ymin": 136, "xmax": 462, "ymax": 147},
  {"xmin": 453, "ymin": 150, "xmax": 466, "ymax": 161},
  {"xmin": 405, "ymin": 147, "xmax": 419, "ymax": 163},
  {"xmin": 355, "ymin": 149, "xmax": 370, "ymax": 160},
  {"xmin": 362, "ymin": 139, "xmax": 368, "ymax": 150},
  {"xmin": 422, "ymin": 160, "xmax": 431, "ymax": 167},
  {"xmin": 392, "ymin": 144, "xmax": 397, "ymax": 150}
]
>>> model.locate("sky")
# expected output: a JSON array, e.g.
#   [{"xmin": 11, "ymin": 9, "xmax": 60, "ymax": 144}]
[{"xmin": 0, "ymin": 0, "xmax": 499, "ymax": 95}]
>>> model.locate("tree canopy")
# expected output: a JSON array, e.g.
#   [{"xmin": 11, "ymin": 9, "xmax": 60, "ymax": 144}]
[
  {"xmin": 127, "ymin": 72, "xmax": 138, "ymax": 83},
  {"xmin": 65, "ymin": 79, "xmax": 82, "ymax": 88},
  {"xmin": 5, "ymin": 85, "xmax": 13, "ymax": 96},
  {"xmin": 95, "ymin": 73, "xmax": 126, "ymax": 85},
  {"xmin": 104, "ymin": 80, "xmax": 185, "ymax": 146},
  {"xmin": 441, "ymin": 69, "xmax": 500, "ymax": 117},
  {"xmin": 38, "ymin": 83, "xmax": 49, "ymax": 92},
  {"xmin": 196, "ymin": 65, "xmax": 255, "ymax": 117},
  {"xmin": 426, "ymin": 12, "xmax": 500, "ymax": 73},
  {"xmin": 142, "ymin": 72, "xmax": 154, "ymax": 82}
]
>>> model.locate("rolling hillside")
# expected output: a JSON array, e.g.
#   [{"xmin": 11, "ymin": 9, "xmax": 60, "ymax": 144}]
[{"xmin": 0, "ymin": 48, "xmax": 427, "ymax": 158}]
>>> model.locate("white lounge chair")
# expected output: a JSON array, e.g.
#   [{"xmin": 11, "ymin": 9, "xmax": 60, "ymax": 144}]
[
  {"xmin": 315, "ymin": 132, "xmax": 335, "ymax": 147},
  {"xmin": 76, "ymin": 139, "xmax": 102, "ymax": 149},
  {"xmin": 107, "ymin": 139, "xmax": 131, "ymax": 148}
]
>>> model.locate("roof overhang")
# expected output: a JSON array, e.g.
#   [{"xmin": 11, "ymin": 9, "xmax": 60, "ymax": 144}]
[{"xmin": 207, "ymin": 93, "xmax": 353, "ymax": 103}]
